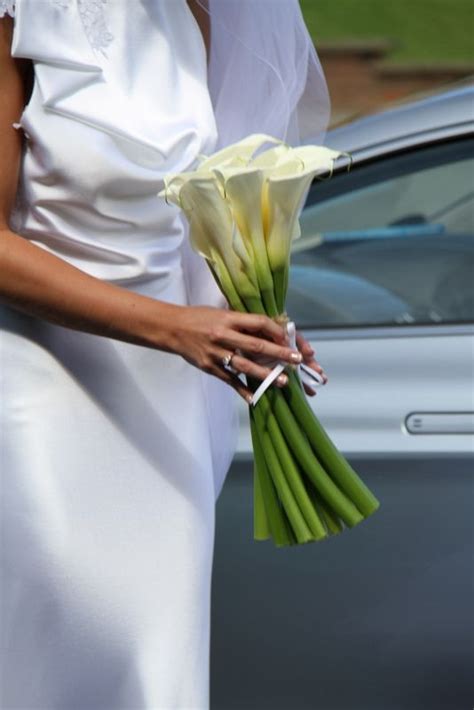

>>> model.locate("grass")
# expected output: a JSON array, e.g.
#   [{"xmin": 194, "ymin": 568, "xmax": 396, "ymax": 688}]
[{"xmin": 300, "ymin": 0, "xmax": 474, "ymax": 64}]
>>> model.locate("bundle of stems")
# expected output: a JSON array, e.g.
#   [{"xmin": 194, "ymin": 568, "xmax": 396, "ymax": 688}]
[
  {"xmin": 224, "ymin": 269, "xmax": 379, "ymax": 548},
  {"xmin": 159, "ymin": 134, "xmax": 380, "ymax": 547}
]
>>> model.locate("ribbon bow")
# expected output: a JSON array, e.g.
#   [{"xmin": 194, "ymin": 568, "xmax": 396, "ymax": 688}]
[{"xmin": 250, "ymin": 320, "xmax": 325, "ymax": 407}]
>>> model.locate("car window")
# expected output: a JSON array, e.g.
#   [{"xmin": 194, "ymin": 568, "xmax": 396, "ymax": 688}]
[{"xmin": 287, "ymin": 138, "xmax": 473, "ymax": 328}]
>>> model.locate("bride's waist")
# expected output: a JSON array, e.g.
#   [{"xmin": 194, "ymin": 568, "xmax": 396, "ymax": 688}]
[{"xmin": 11, "ymin": 206, "xmax": 188, "ymax": 292}]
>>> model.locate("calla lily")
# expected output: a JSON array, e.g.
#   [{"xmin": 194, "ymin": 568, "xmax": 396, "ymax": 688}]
[
  {"xmin": 212, "ymin": 165, "xmax": 278, "ymax": 315},
  {"xmin": 161, "ymin": 173, "xmax": 262, "ymax": 312},
  {"xmin": 263, "ymin": 169, "xmax": 315, "ymax": 270},
  {"xmin": 261, "ymin": 145, "xmax": 342, "ymax": 309},
  {"xmin": 251, "ymin": 144, "xmax": 295, "ymax": 170}
]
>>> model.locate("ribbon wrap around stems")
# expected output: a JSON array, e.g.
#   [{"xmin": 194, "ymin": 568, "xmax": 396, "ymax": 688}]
[{"xmin": 250, "ymin": 318, "xmax": 325, "ymax": 407}]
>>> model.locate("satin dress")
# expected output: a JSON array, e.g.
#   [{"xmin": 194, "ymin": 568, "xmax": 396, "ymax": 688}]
[{"xmin": 0, "ymin": 1, "xmax": 238, "ymax": 707}]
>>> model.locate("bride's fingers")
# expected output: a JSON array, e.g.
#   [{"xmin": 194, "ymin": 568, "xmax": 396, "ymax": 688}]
[
  {"xmin": 295, "ymin": 331, "xmax": 328, "ymax": 382},
  {"xmin": 211, "ymin": 366, "xmax": 254, "ymax": 403},
  {"xmin": 218, "ymin": 330, "xmax": 302, "ymax": 366},
  {"xmin": 229, "ymin": 313, "xmax": 288, "ymax": 344},
  {"xmin": 217, "ymin": 351, "xmax": 289, "ymax": 388},
  {"xmin": 295, "ymin": 331, "xmax": 314, "ymax": 358}
]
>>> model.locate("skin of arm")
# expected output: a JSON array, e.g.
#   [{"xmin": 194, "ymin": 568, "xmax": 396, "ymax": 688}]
[
  {"xmin": 187, "ymin": 0, "xmax": 211, "ymax": 62},
  {"xmin": 0, "ymin": 16, "xmax": 325, "ymax": 402}
]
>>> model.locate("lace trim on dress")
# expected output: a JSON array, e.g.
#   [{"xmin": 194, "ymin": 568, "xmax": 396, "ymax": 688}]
[
  {"xmin": 0, "ymin": 0, "xmax": 114, "ymax": 53},
  {"xmin": 0, "ymin": 0, "xmax": 15, "ymax": 18},
  {"xmin": 76, "ymin": 0, "xmax": 114, "ymax": 54}
]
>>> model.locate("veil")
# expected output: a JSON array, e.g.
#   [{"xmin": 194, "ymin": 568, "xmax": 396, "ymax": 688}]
[
  {"xmin": 180, "ymin": 0, "xmax": 332, "ymax": 497},
  {"xmin": 197, "ymin": 0, "xmax": 330, "ymax": 148}
]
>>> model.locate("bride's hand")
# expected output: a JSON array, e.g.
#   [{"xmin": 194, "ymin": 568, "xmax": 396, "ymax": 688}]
[
  {"xmin": 168, "ymin": 306, "xmax": 304, "ymax": 403},
  {"xmin": 295, "ymin": 330, "xmax": 328, "ymax": 396}
]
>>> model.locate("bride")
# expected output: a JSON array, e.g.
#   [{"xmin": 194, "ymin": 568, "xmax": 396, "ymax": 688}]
[{"xmin": 0, "ymin": 1, "xmax": 330, "ymax": 707}]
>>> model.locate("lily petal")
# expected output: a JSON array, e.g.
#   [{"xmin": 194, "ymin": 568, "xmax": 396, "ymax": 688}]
[
  {"xmin": 263, "ymin": 170, "xmax": 315, "ymax": 270},
  {"xmin": 180, "ymin": 176, "xmax": 259, "ymax": 295},
  {"xmin": 287, "ymin": 146, "xmax": 342, "ymax": 176},
  {"xmin": 214, "ymin": 167, "xmax": 265, "ymax": 248},
  {"xmin": 198, "ymin": 133, "xmax": 281, "ymax": 171}
]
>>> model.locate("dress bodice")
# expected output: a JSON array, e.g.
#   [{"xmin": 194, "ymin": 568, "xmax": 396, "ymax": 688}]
[{"xmin": 8, "ymin": 0, "xmax": 219, "ymax": 285}]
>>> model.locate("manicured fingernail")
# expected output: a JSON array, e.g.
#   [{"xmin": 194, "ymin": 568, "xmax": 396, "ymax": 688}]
[
  {"xmin": 277, "ymin": 374, "xmax": 288, "ymax": 386},
  {"xmin": 290, "ymin": 352, "xmax": 302, "ymax": 363}
]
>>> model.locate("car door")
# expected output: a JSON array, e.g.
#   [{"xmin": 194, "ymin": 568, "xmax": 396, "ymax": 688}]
[{"xmin": 286, "ymin": 135, "xmax": 474, "ymax": 456}]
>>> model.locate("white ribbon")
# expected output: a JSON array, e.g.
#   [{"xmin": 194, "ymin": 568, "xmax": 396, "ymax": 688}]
[{"xmin": 250, "ymin": 320, "xmax": 325, "ymax": 407}]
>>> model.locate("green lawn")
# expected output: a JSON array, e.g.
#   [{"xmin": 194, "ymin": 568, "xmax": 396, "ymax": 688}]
[{"xmin": 300, "ymin": 0, "xmax": 474, "ymax": 64}]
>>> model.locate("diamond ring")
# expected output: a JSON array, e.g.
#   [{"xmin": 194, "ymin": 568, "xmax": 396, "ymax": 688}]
[{"xmin": 222, "ymin": 352, "xmax": 238, "ymax": 373}]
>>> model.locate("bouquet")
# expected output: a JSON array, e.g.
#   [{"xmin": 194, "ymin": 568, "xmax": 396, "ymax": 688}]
[{"xmin": 159, "ymin": 134, "xmax": 380, "ymax": 547}]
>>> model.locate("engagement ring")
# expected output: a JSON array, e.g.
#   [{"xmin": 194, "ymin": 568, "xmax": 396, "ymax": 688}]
[{"xmin": 222, "ymin": 352, "xmax": 238, "ymax": 373}]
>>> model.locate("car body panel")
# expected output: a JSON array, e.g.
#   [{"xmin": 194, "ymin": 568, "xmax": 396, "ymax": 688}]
[
  {"xmin": 237, "ymin": 326, "xmax": 474, "ymax": 457},
  {"xmin": 235, "ymin": 86, "xmax": 474, "ymax": 459},
  {"xmin": 325, "ymin": 86, "xmax": 474, "ymax": 159}
]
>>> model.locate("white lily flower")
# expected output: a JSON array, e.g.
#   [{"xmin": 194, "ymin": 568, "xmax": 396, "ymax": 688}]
[
  {"xmin": 212, "ymin": 167, "xmax": 265, "ymax": 255},
  {"xmin": 178, "ymin": 175, "xmax": 260, "ymax": 304},
  {"xmin": 212, "ymin": 165, "xmax": 279, "ymax": 314},
  {"xmin": 158, "ymin": 134, "xmax": 343, "ymax": 314},
  {"xmin": 262, "ymin": 145, "xmax": 342, "ymax": 271}
]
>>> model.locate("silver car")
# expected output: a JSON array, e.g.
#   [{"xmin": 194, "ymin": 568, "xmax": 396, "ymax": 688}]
[
  {"xmin": 211, "ymin": 86, "xmax": 474, "ymax": 710},
  {"xmin": 236, "ymin": 84, "xmax": 474, "ymax": 458}
]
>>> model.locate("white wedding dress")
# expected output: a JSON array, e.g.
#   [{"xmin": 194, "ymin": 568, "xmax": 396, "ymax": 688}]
[
  {"xmin": 0, "ymin": 1, "xmax": 238, "ymax": 708},
  {"xmin": 1, "ymin": 1, "xmax": 330, "ymax": 707}
]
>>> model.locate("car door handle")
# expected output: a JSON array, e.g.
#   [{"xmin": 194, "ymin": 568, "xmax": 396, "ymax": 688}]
[{"xmin": 405, "ymin": 412, "xmax": 474, "ymax": 435}]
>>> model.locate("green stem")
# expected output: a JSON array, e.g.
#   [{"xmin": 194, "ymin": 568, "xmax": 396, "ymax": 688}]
[
  {"xmin": 253, "ymin": 399, "xmax": 314, "ymax": 544},
  {"xmin": 266, "ymin": 387, "xmax": 364, "ymax": 527},
  {"xmin": 260, "ymin": 287, "xmax": 279, "ymax": 318},
  {"xmin": 250, "ymin": 409, "xmax": 294, "ymax": 547},
  {"xmin": 257, "ymin": 393, "xmax": 327, "ymax": 541},
  {"xmin": 250, "ymin": 411, "xmax": 271, "ymax": 541},
  {"xmin": 242, "ymin": 295, "xmax": 267, "ymax": 315},
  {"xmin": 284, "ymin": 370, "xmax": 380, "ymax": 517},
  {"xmin": 281, "ymin": 262, "xmax": 290, "ymax": 311},
  {"xmin": 209, "ymin": 256, "xmax": 247, "ymax": 312},
  {"xmin": 272, "ymin": 266, "xmax": 286, "ymax": 314},
  {"xmin": 252, "ymin": 452, "xmax": 270, "ymax": 541},
  {"xmin": 305, "ymin": 480, "xmax": 344, "ymax": 536},
  {"xmin": 212, "ymin": 252, "xmax": 266, "ymax": 316},
  {"xmin": 252, "ymin": 256, "xmax": 279, "ymax": 317}
]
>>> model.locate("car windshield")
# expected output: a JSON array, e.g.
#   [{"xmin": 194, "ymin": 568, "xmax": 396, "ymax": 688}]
[{"xmin": 287, "ymin": 137, "xmax": 473, "ymax": 328}]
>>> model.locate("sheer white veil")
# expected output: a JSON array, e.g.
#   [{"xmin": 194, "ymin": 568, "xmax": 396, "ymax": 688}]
[
  {"xmin": 181, "ymin": 0, "xmax": 331, "ymax": 497},
  {"xmin": 197, "ymin": 0, "xmax": 330, "ymax": 147}
]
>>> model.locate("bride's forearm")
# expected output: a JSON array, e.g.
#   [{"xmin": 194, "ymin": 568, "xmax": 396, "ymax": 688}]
[
  {"xmin": 0, "ymin": 227, "xmax": 321, "ymax": 403},
  {"xmin": 0, "ymin": 227, "xmax": 180, "ymax": 351}
]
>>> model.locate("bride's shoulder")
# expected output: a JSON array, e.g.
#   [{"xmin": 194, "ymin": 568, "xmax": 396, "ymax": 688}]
[{"xmin": 0, "ymin": 0, "xmax": 15, "ymax": 19}]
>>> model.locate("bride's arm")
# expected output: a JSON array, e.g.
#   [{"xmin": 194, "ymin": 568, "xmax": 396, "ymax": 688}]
[{"xmin": 0, "ymin": 17, "xmax": 312, "ymax": 403}]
